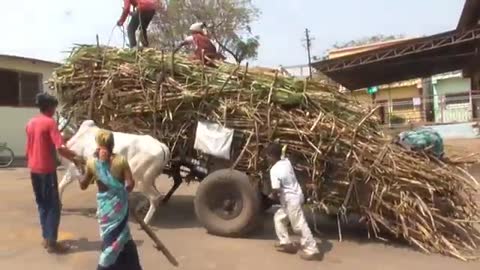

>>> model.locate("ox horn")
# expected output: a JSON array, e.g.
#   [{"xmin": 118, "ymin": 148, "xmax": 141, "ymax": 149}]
[{"xmin": 59, "ymin": 111, "xmax": 73, "ymax": 132}]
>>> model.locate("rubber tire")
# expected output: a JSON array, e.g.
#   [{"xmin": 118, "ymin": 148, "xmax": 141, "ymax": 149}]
[
  {"xmin": 194, "ymin": 169, "xmax": 261, "ymax": 237},
  {"xmin": 0, "ymin": 147, "xmax": 14, "ymax": 168}
]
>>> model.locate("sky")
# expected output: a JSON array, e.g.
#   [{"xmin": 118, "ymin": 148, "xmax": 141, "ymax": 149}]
[{"xmin": 0, "ymin": 0, "xmax": 466, "ymax": 67}]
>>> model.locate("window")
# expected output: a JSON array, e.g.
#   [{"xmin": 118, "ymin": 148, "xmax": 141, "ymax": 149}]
[
  {"xmin": 445, "ymin": 92, "xmax": 470, "ymax": 106},
  {"xmin": 392, "ymin": 97, "xmax": 414, "ymax": 111},
  {"xmin": 0, "ymin": 68, "xmax": 42, "ymax": 107}
]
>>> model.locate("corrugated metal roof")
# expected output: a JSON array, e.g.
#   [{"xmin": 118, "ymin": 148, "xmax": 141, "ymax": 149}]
[
  {"xmin": 457, "ymin": 0, "xmax": 480, "ymax": 30},
  {"xmin": 328, "ymin": 38, "xmax": 416, "ymax": 59},
  {"xmin": 312, "ymin": 26, "xmax": 480, "ymax": 90},
  {"xmin": 0, "ymin": 54, "xmax": 60, "ymax": 66},
  {"xmin": 431, "ymin": 70, "xmax": 463, "ymax": 81}
]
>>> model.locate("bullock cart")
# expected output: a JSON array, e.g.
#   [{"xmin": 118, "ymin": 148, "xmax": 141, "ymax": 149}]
[{"xmin": 52, "ymin": 46, "xmax": 480, "ymax": 260}]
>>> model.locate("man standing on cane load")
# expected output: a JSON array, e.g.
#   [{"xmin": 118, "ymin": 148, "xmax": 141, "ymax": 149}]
[
  {"xmin": 26, "ymin": 93, "xmax": 85, "ymax": 254},
  {"xmin": 264, "ymin": 143, "xmax": 320, "ymax": 261},
  {"xmin": 117, "ymin": 0, "xmax": 159, "ymax": 48},
  {"xmin": 174, "ymin": 22, "xmax": 226, "ymax": 67}
]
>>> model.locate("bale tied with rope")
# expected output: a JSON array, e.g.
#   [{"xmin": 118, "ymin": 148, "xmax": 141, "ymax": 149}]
[{"xmin": 50, "ymin": 45, "xmax": 480, "ymax": 260}]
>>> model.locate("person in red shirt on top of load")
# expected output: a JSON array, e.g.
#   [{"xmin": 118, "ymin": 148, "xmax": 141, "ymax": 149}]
[
  {"xmin": 26, "ymin": 93, "xmax": 84, "ymax": 254},
  {"xmin": 117, "ymin": 0, "xmax": 158, "ymax": 48},
  {"xmin": 174, "ymin": 22, "xmax": 226, "ymax": 67}
]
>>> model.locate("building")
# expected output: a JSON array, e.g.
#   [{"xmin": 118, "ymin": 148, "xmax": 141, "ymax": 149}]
[
  {"xmin": 324, "ymin": 41, "xmax": 475, "ymax": 125},
  {"xmin": 325, "ymin": 41, "xmax": 426, "ymax": 124},
  {"xmin": 0, "ymin": 54, "xmax": 60, "ymax": 159},
  {"xmin": 430, "ymin": 71, "xmax": 472, "ymax": 123},
  {"xmin": 313, "ymin": 0, "xmax": 480, "ymax": 127}
]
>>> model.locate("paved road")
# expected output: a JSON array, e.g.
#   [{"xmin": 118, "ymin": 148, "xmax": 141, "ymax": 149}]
[{"xmin": 1, "ymin": 152, "xmax": 480, "ymax": 270}]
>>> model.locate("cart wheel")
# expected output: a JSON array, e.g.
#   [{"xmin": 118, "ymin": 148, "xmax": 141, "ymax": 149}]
[
  {"xmin": 0, "ymin": 146, "xmax": 14, "ymax": 168},
  {"xmin": 194, "ymin": 169, "xmax": 261, "ymax": 237}
]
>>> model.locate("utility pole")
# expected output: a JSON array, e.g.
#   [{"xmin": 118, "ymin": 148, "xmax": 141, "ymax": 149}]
[{"xmin": 303, "ymin": 28, "xmax": 314, "ymax": 79}]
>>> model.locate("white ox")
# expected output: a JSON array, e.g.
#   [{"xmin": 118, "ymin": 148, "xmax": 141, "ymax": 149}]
[{"xmin": 58, "ymin": 120, "xmax": 171, "ymax": 224}]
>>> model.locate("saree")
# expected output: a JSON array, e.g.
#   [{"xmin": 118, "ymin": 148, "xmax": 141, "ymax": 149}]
[{"xmin": 94, "ymin": 158, "xmax": 141, "ymax": 270}]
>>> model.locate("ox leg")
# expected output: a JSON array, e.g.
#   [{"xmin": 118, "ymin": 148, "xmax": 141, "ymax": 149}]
[
  {"xmin": 58, "ymin": 171, "xmax": 74, "ymax": 202},
  {"xmin": 142, "ymin": 196, "xmax": 158, "ymax": 225},
  {"xmin": 140, "ymin": 167, "xmax": 162, "ymax": 225},
  {"xmin": 162, "ymin": 163, "xmax": 182, "ymax": 204}
]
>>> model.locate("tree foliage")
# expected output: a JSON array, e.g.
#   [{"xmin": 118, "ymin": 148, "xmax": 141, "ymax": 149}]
[{"xmin": 150, "ymin": 0, "xmax": 260, "ymax": 63}]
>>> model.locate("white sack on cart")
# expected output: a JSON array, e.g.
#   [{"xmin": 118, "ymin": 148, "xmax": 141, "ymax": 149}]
[{"xmin": 194, "ymin": 121, "xmax": 234, "ymax": 160}]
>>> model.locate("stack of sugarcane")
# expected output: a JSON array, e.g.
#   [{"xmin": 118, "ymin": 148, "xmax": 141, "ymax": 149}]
[{"xmin": 50, "ymin": 45, "xmax": 480, "ymax": 260}]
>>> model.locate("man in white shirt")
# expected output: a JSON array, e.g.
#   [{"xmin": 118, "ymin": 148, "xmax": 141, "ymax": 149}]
[{"xmin": 265, "ymin": 143, "xmax": 320, "ymax": 261}]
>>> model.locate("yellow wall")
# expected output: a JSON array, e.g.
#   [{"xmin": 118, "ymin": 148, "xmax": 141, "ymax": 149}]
[
  {"xmin": 0, "ymin": 57, "xmax": 58, "ymax": 157},
  {"xmin": 351, "ymin": 85, "xmax": 422, "ymax": 123}
]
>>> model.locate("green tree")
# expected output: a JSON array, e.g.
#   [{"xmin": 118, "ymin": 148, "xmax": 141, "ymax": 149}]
[{"xmin": 150, "ymin": 0, "xmax": 260, "ymax": 63}]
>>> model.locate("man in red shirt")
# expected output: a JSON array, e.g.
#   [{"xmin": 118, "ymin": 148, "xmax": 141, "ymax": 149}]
[
  {"xmin": 174, "ymin": 22, "xmax": 226, "ymax": 67},
  {"xmin": 117, "ymin": 0, "xmax": 159, "ymax": 48},
  {"xmin": 26, "ymin": 93, "xmax": 84, "ymax": 254}
]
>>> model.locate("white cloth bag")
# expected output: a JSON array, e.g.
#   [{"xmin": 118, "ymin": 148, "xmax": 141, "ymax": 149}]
[{"xmin": 194, "ymin": 121, "xmax": 234, "ymax": 160}]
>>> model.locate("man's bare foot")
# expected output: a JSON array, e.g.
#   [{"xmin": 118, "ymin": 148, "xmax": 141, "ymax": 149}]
[
  {"xmin": 275, "ymin": 243, "xmax": 297, "ymax": 254},
  {"xmin": 299, "ymin": 250, "xmax": 321, "ymax": 261},
  {"xmin": 46, "ymin": 241, "xmax": 70, "ymax": 254}
]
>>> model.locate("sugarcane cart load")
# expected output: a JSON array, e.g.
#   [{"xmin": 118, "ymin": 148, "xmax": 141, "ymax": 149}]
[{"xmin": 50, "ymin": 45, "xmax": 480, "ymax": 260}]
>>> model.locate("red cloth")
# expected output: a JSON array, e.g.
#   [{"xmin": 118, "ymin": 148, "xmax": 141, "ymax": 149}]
[
  {"xmin": 26, "ymin": 114, "xmax": 64, "ymax": 174},
  {"xmin": 192, "ymin": 33, "xmax": 220, "ymax": 60},
  {"xmin": 118, "ymin": 0, "xmax": 157, "ymax": 25}
]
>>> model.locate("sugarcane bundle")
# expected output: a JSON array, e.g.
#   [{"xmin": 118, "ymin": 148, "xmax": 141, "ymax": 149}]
[{"xmin": 50, "ymin": 45, "xmax": 480, "ymax": 260}]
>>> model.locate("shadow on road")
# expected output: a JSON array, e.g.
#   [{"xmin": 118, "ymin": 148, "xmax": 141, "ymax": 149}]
[
  {"xmin": 62, "ymin": 193, "xmax": 202, "ymax": 230},
  {"xmin": 63, "ymin": 237, "xmax": 144, "ymax": 254},
  {"xmin": 62, "ymin": 193, "xmax": 412, "ymax": 255},
  {"xmin": 148, "ymin": 195, "xmax": 202, "ymax": 229},
  {"xmin": 62, "ymin": 207, "xmax": 97, "ymax": 218}
]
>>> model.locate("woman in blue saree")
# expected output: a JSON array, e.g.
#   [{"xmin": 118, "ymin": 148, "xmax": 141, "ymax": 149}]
[{"xmin": 79, "ymin": 129, "xmax": 143, "ymax": 270}]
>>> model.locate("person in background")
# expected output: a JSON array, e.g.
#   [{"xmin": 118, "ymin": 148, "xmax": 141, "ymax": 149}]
[
  {"xmin": 264, "ymin": 143, "xmax": 321, "ymax": 261},
  {"xmin": 117, "ymin": 0, "xmax": 159, "ymax": 48},
  {"xmin": 174, "ymin": 22, "xmax": 226, "ymax": 67},
  {"xmin": 26, "ymin": 93, "xmax": 84, "ymax": 254},
  {"xmin": 78, "ymin": 129, "xmax": 142, "ymax": 270}
]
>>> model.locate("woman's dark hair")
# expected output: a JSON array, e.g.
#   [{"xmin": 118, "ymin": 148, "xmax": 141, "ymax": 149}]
[
  {"xmin": 265, "ymin": 143, "xmax": 282, "ymax": 160},
  {"xmin": 35, "ymin": 93, "xmax": 58, "ymax": 112}
]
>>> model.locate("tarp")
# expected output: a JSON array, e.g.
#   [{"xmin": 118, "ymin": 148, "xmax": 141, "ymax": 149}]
[{"xmin": 398, "ymin": 128, "xmax": 444, "ymax": 158}]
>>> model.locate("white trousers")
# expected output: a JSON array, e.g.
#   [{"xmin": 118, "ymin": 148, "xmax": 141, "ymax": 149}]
[{"xmin": 274, "ymin": 200, "xmax": 319, "ymax": 255}]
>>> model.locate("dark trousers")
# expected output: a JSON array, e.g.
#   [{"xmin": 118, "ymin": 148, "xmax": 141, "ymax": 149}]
[
  {"xmin": 31, "ymin": 172, "xmax": 61, "ymax": 242},
  {"xmin": 97, "ymin": 240, "xmax": 143, "ymax": 270},
  {"xmin": 128, "ymin": 9, "xmax": 155, "ymax": 48}
]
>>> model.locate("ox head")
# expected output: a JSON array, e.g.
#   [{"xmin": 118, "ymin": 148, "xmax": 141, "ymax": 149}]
[
  {"xmin": 58, "ymin": 119, "xmax": 98, "ymax": 183},
  {"xmin": 64, "ymin": 120, "xmax": 97, "ymax": 150},
  {"xmin": 56, "ymin": 117, "xmax": 97, "ymax": 163},
  {"xmin": 56, "ymin": 112, "xmax": 76, "ymax": 141}
]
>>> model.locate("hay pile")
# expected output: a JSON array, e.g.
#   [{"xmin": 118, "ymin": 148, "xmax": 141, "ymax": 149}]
[{"xmin": 51, "ymin": 45, "xmax": 480, "ymax": 260}]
